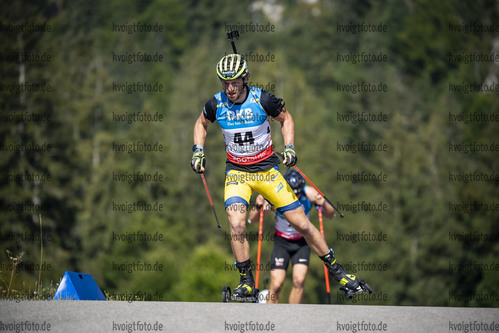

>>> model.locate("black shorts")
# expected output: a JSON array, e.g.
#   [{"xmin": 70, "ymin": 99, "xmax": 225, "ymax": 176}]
[{"xmin": 270, "ymin": 234, "xmax": 310, "ymax": 270}]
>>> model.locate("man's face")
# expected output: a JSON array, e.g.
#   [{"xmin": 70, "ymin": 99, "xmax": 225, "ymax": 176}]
[{"xmin": 222, "ymin": 78, "xmax": 246, "ymax": 103}]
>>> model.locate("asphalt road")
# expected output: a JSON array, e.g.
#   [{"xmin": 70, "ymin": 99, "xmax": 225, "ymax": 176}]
[{"xmin": 1, "ymin": 300, "xmax": 498, "ymax": 333}]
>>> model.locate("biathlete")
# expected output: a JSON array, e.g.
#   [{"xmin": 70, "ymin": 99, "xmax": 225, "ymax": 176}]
[
  {"xmin": 248, "ymin": 169, "xmax": 335, "ymax": 303},
  {"xmin": 191, "ymin": 53, "xmax": 365, "ymax": 300}
]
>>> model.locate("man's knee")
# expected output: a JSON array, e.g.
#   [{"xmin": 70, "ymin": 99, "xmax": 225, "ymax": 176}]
[
  {"xmin": 292, "ymin": 273, "xmax": 307, "ymax": 288},
  {"xmin": 229, "ymin": 220, "xmax": 246, "ymax": 236},
  {"xmin": 227, "ymin": 204, "xmax": 247, "ymax": 234},
  {"xmin": 271, "ymin": 278, "xmax": 284, "ymax": 293},
  {"xmin": 295, "ymin": 220, "xmax": 313, "ymax": 236}
]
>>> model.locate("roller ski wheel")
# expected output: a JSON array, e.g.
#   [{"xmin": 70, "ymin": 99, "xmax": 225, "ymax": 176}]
[
  {"xmin": 340, "ymin": 279, "xmax": 373, "ymax": 299},
  {"xmin": 222, "ymin": 286, "xmax": 260, "ymax": 303},
  {"xmin": 222, "ymin": 286, "xmax": 231, "ymax": 303}
]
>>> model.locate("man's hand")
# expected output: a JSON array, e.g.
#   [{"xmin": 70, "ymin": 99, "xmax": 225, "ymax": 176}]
[
  {"xmin": 248, "ymin": 195, "xmax": 273, "ymax": 224},
  {"xmin": 191, "ymin": 146, "xmax": 206, "ymax": 173},
  {"xmin": 282, "ymin": 144, "xmax": 297, "ymax": 167},
  {"xmin": 314, "ymin": 194, "xmax": 326, "ymax": 207}
]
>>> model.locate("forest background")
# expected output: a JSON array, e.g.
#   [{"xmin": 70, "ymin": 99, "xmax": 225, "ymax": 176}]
[{"xmin": 1, "ymin": 0, "xmax": 498, "ymax": 306}]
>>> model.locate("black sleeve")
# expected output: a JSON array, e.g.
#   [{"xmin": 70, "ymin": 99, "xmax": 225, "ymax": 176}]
[
  {"xmin": 260, "ymin": 90, "xmax": 285, "ymax": 118},
  {"xmin": 203, "ymin": 97, "xmax": 218, "ymax": 123}
]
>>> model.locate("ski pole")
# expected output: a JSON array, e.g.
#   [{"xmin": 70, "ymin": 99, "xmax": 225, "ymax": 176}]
[
  {"xmin": 200, "ymin": 173, "xmax": 221, "ymax": 229},
  {"xmin": 318, "ymin": 206, "xmax": 331, "ymax": 304},
  {"xmin": 255, "ymin": 209, "xmax": 264, "ymax": 289},
  {"xmin": 292, "ymin": 165, "xmax": 344, "ymax": 218}
]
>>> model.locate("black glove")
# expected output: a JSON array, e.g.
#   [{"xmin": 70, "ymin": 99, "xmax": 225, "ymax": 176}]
[
  {"xmin": 282, "ymin": 144, "xmax": 297, "ymax": 167},
  {"xmin": 191, "ymin": 145, "xmax": 206, "ymax": 173}
]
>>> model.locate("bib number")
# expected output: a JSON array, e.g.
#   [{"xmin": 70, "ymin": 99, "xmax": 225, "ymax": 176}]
[{"xmin": 234, "ymin": 131, "xmax": 255, "ymax": 146}]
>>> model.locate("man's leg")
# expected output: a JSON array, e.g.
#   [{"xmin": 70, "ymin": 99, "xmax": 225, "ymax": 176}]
[
  {"xmin": 226, "ymin": 203, "xmax": 249, "ymax": 262},
  {"xmin": 224, "ymin": 170, "xmax": 255, "ymax": 297},
  {"xmin": 288, "ymin": 264, "xmax": 308, "ymax": 304},
  {"xmin": 268, "ymin": 236, "xmax": 291, "ymax": 303},
  {"xmin": 225, "ymin": 170, "xmax": 253, "ymax": 262},
  {"xmin": 267, "ymin": 234, "xmax": 291, "ymax": 303},
  {"xmin": 268, "ymin": 269, "xmax": 286, "ymax": 304},
  {"xmin": 226, "ymin": 203, "xmax": 256, "ymax": 297},
  {"xmin": 282, "ymin": 208, "xmax": 361, "ymax": 291},
  {"xmin": 288, "ymin": 240, "xmax": 310, "ymax": 304}
]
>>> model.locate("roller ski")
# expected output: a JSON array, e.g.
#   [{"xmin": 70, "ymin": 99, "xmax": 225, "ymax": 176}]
[
  {"xmin": 320, "ymin": 249, "xmax": 373, "ymax": 299},
  {"xmin": 222, "ymin": 285, "xmax": 260, "ymax": 303},
  {"xmin": 222, "ymin": 260, "xmax": 260, "ymax": 303},
  {"xmin": 340, "ymin": 279, "xmax": 373, "ymax": 299}
]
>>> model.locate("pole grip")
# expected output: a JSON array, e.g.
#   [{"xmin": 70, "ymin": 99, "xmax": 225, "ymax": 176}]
[{"xmin": 227, "ymin": 30, "xmax": 239, "ymax": 54}]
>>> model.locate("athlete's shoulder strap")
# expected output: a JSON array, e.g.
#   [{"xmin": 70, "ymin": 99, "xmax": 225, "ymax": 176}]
[
  {"xmin": 248, "ymin": 86, "xmax": 266, "ymax": 113},
  {"xmin": 214, "ymin": 91, "xmax": 224, "ymax": 104}
]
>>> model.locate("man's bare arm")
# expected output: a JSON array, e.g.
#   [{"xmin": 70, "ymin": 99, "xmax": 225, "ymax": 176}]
[
  {"xmin": 273, "ymin": 107, "xmax": 294, "ymax": 147},
  {"xmin": 193, "ymin": 111, "xmax": 211, "ymax": 146}
]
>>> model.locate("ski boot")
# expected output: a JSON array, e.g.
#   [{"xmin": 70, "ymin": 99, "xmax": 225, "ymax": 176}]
[
  {"xmin": 320, "ymin": 249, "xmax": 373, "ymax": 299},
  {"xmin": 222, "ymin": 260, "xmax": 259, "ymax": 303}
]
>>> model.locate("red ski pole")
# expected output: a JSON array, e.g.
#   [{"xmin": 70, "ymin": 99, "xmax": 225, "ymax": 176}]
[
  {"xmin": 319, "ymin": 206, "xmax": 331, "ymax": 304},
  {"xmin": 255, "ymin": 209, "xmax": 264, "ymax": 289},
  {"xmin": 201, "ymin": 174, "xmax": 221, "ymax": 229}
]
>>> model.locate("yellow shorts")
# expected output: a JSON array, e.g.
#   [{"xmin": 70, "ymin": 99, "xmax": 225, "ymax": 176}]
[{"xmin": 224, "ymin": 166, "xmax": 301, "ymax": 214}]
